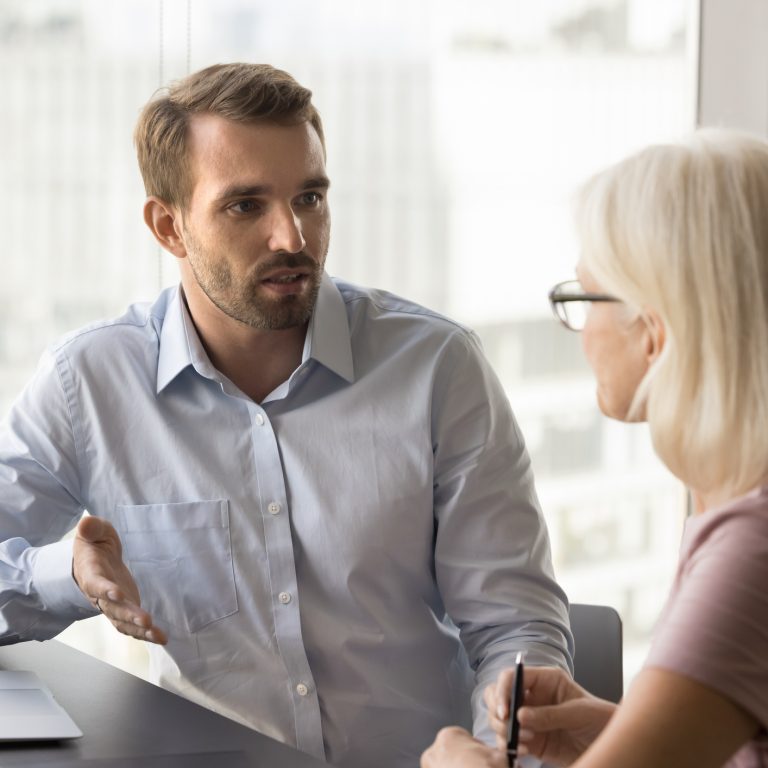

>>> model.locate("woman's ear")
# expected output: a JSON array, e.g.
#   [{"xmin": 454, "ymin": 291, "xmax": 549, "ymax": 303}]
[
  {"xmin": 642, "ymin": 309, "xmax": 666, "ymax": 364},
  {"xmin": 143, "ymin": 196, "xmax": 187, "ymax": 259}
]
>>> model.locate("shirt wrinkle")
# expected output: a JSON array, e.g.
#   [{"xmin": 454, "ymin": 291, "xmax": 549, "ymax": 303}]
[{"xmin": 53, "ymin": 352, "xmax": 86, "ymax": 502}]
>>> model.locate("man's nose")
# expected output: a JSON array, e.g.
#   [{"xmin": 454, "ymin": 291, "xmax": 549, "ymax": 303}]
[{"xmin": 267, "ymin": 205, "xmax": 306, "ymax": 254}]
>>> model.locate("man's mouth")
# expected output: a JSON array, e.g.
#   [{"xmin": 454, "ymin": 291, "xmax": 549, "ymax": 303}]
[
  {"xmin": 261, "ymin": 269, "xmax": 311, "ymax": 294},
  {"xmin": 266, "ymin": 274, "xmax": 303, "ymax": 284}
]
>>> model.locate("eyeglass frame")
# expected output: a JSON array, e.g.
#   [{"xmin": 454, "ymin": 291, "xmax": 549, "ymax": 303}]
[{"xmin": 548, "ymin": 279, "xmax": 620, "ymax": 331}]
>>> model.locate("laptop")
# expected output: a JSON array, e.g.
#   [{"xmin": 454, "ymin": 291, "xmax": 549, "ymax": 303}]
[{"xmin": 0, "ymin": 670, "xmax": 82, "ymax": 740}]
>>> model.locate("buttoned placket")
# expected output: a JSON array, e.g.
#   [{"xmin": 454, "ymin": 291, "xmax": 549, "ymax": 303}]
[{"xmin": 248, "ymin": 403, "xmax": 324, "ymax": 760}]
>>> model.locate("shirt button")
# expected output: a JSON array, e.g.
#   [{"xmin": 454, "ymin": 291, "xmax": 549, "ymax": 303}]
[
  {"xmin": 296, "ymin": 683, "xmax": 309, "ymax": 696},
  {"xmin": 254, "ymin": 413, "xmax": 265, "ymax": 426},
  {"xmin": 279, "ymin": 591, "xmax": 292, "ymax": 605},
  {"xmin": 268, "ymin": 502, "xmax": 281, "ymax": 515}
]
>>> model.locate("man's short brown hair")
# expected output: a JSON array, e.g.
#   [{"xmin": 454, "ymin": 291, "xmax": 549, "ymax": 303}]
[{"xmin": 134, "ymin": 62, "xmax": 325, "ymax": 209}]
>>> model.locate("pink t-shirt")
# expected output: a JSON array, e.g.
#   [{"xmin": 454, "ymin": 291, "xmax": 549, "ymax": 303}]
[{"xmin": 645, "ymin": 487, "xmax": 768, "ymax": 767}]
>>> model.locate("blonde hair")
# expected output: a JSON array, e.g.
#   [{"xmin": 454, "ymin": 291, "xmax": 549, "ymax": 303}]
[
  {"xmin": 134, "ymin": 63, "xmax": 325, "ymax": 210},
  {"xmin": 576, "ymin": 129, "xmax": 768, "ymax": 497}
]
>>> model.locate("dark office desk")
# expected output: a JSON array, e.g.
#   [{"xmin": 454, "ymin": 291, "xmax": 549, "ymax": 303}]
[{"xmin": 0, "ymin": 640, "xmax": 330, "ymax": 767}]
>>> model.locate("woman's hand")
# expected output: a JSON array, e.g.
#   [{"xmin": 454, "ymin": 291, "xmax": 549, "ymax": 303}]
[
  {"xmin": 485, "ymin": 666, "xmax": 617, "ymax": 767},
  {"xmin": 421, "ymin": 727, "xmax": 507, "ymax": 768}
]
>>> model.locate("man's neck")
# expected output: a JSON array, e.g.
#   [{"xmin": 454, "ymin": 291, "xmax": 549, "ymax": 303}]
[{"xmin": 181, "ymin": 286, "xmax": 307, "ymax": 404}]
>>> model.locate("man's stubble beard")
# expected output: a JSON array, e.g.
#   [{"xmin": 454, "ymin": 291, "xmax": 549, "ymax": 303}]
[{"xmin": 184, "ymin": 230, "xmax": 326, "ymax": 331}]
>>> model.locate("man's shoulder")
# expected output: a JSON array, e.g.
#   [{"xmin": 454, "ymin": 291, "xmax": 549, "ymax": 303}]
[
  {"xmin": 48, "ymin": 288, "xmax": 175, "ymax": 360},
  {"xmin": 332, "ymin": 277, "xmax": 474, "ymax": 339}
]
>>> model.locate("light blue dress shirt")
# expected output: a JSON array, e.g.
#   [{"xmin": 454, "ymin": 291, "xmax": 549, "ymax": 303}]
[{"xmin": 0, "ymin": 274, "xmax": 572, "ymax": 768}]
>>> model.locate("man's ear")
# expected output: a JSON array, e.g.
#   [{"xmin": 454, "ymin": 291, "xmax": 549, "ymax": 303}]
[
  {"xmin": 642, "ymin": 308, "xmax": 666, "ymax": 364},
  {"xmin": 143, "ymin": 197, "xmax": 187, "ymax": 259}
]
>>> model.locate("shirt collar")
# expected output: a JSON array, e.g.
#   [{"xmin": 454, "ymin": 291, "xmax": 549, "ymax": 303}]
[
  {"xmin": 306, "ymin": 272, "xmax": 355, "ymax": 383},
  {"xmin": 156, "ymin": 287, "xmax": 196, "ymax": 394},
  {"xmin": 156, "ymin": 274, "xmax": 354, "ymax": 394}
]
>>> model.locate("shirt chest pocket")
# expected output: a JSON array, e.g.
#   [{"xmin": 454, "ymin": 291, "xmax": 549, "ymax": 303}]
[{"xmin": 116, "ymin": 499, "xmax": 238, "ymax": 634}]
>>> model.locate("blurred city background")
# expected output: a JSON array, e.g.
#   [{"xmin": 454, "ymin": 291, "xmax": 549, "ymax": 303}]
[{"xmin": 0, "ymin": 0, "xmax": 692, "ymax": 687}]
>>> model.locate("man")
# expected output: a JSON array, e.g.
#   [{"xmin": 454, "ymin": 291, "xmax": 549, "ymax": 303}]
[{"xmin": 0, "ymin": 63, "xmax": 572, "ymax": 768}]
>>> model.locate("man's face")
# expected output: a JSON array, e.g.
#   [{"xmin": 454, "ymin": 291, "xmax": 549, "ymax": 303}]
[{"xmin": 178, "ymin": 115, "xmax": 331, "ymax": 331}]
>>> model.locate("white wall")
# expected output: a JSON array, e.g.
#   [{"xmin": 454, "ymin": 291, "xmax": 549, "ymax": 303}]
[{"xmin": 697, "ymin": 0, "xmax": 768, "ymax": 135}]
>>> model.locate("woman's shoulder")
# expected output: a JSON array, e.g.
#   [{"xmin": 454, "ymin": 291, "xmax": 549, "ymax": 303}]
[
  {"xmin": 682, "ymin": 486, "xmax": 768, "ymax": 562},
  {"xmin": 646, "ymin": 486, "xmax": 768, "ymax": 734}
]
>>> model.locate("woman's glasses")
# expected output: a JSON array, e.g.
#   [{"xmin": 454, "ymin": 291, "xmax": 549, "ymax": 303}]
[{"xmin": 548, "ymin": 280, "xmax": 620, "ymax": 332}]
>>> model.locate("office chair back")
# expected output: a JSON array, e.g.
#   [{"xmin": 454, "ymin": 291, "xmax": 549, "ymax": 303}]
[
  {"xmin": 541, "ymin": 603, "xmax": 624, "ymax": 768},
  {"xmin": 569, "ymin": 602, "xmax": 623, "ymax": 703}
]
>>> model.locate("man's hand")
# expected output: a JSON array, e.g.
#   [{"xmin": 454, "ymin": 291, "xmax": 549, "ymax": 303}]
[
  {"xmin": 72, "ymin": 515, "xmax": 167, "ymax": 645},
  {"xmin": 485, "ymin": 666, "xmax": 616, "ymax": 767},
  {"xmin": 421, "ymin": 727, "xmax": 507, "ymax": 768}
]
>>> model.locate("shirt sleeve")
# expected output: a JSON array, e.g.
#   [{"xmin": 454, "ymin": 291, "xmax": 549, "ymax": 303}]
[
  {"xmin": 431, "ymin": 329, "xmax": 574, "ymax": 743},
  {"xmin": 0, "ymin": 348, "xmax": 96, "ymax": 644},
  {"xmin": 645, "ymin": 509, "xmax": 768, "ymax": 730}
]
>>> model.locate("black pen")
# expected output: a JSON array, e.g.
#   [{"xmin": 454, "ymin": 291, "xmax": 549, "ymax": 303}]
[{"xmin": 506, "ymin": 651, "xmax": 525, "ymax": 767}]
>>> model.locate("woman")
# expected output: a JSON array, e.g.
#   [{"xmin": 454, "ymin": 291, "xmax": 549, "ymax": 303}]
[{"xmin": 421, "ymin": 129, "xmax": 768, "ymax": 768}]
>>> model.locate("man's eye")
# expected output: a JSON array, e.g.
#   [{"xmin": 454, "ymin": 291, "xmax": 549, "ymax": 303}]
[
  {"xmin": 299, "ymin": 192, "xmax": 322, "ymax": 205},
  {"xmin": 230, "ymin": 200, "xmax": 257, "ymax": 214}
]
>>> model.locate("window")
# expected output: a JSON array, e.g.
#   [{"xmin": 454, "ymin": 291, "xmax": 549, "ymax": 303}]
[{"xmin": 3, "ymin": 0, "xmax": 697, "ymax": 686}]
